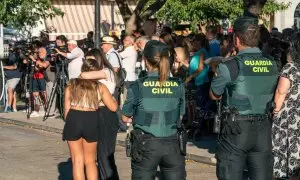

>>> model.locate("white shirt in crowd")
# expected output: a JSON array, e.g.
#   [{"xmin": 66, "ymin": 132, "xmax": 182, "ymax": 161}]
[
  {"xmin": 106, "ymin": 48, "xmax": 121, "ymax": 69},
  {"xmin": 119, "ymin": 46, "xmax": 137, "ymax": 81},
  {"xmin": 67, "ymin": 47, "xmax": 84, "ymax": 79},
  {"xmin": 99, "ymin": 68, "xmax": 116, "ymax": 94}
]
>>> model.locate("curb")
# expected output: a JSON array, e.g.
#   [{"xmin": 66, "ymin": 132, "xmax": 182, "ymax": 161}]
[
  {"xmin": 0, "ymin": 118, "xmax": 63, "ymax": 134},
  {"xmin": 0, "ymin": 117, "xmax": 216, "ymax": 166}
]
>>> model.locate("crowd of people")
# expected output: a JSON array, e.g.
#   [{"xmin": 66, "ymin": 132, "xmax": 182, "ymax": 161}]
[{"xmin": 2, "ymin": 14, "xmax": 300, "ymax": 179}]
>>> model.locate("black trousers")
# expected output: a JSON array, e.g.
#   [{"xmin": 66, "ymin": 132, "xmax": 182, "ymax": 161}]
[
  {"xmin": 131, "ymin": 136, "xmax": 186, "ymax": 180},
  {"xmin": 97, "ymin": 107, "xmax": 119, "ymax": 180},
  {"xmin": 216, "ymin": 118, "xmax": 273, "ymax": 180}
]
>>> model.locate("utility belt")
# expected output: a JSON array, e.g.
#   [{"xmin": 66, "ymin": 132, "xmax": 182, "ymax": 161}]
[
  {"xmin": 214, "ymin": 105, "xmax": 268, "ymax": 135},
  {"xmin": 125, "ymin": 128, "xmax": 187, "ymax": 162},
  {"xmin": 234, "ymin": 114, "xmax": 268, "ymax": 121}
]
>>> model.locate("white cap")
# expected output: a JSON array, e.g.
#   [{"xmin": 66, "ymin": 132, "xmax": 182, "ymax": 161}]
[{"xmin": 67, "ymin": 40, "xmax": 77, "ymax": 45}]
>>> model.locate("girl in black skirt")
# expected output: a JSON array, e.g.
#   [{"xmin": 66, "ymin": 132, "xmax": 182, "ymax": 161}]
[
  {"xmin": 64, "ymin": 59, "xmax": 118, "ymax": 180},
  {"xmin": 80, "ymin": 49, "xmax": 120, "ymax": 180}
]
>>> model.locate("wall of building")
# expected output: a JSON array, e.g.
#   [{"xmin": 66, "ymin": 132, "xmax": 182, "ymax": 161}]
[{"xmin": 274, "ymin": 0, "xmax": 300, "ymax": 31}]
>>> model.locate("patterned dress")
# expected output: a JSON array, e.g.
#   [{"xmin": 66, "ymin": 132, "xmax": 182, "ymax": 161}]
[{"xmin": 272, "ymin": 62, "xmax": 300, "ymax": 178}]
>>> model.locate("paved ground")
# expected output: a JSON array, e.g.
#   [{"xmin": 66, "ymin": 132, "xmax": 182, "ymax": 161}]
[
  {"xmin": 0, "ymin": 123, "xmax": 217, "ymax": 180},
  {"xmin": 0, "ymin": 110, "xmax": 217, "ymax": 165}
]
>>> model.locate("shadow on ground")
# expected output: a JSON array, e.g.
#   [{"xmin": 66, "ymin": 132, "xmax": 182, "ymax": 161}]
[
  {"xmin": 58, "ymin": 158, "xmax": 73, "ymax": 180},
  {"xmin": 188, "ymin": 134, "xmax": 217, "ymax": 154}
]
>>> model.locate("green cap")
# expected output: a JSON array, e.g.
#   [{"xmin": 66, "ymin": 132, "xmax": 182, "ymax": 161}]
[{"xmin": 233, "ymin": 16, "xmax": 259, "ymax": 33}]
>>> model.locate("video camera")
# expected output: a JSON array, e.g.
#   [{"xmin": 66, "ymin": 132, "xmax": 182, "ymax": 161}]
[
  {"xmin": 48, "ymin": 43, "xmax": 68, "ymax": 61},
  {"xmin": 14, "ymin": 42, "xmax": 33, "ymax": 59},
  {"xmin": 50, "ymin": 45, "xmax": 67, "ymax": 55}
]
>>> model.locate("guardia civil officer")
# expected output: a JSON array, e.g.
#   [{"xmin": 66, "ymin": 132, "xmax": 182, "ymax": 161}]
[
  {"xmin": 122, "ymin": 40, "xmax": 186, "ymax": 180},
  {"xmin": 209, "ymin": 16, "xmax": 279, "ymax": 180}
]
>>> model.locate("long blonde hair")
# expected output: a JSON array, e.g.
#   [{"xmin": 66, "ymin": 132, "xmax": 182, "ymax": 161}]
[{"xmin": 67, "ymin": 59, "xmax": 101, "ymax": 108}]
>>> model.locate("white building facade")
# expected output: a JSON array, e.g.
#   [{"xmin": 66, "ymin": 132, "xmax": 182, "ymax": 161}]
[{"xmin": 274, "ymin": 0, "xmax": 300, "ymax": 31}]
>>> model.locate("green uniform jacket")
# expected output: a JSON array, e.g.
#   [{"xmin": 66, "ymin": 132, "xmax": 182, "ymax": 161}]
[
  {"xmin": 211, "ymin": 47, "xmax": 279, "ymax": 115},
  {"xmin": 122, "ymin": 72, "xmax": 185, "ymax": 137}
]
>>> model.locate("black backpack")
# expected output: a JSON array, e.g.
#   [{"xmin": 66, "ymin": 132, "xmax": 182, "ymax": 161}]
[{"xmin": 112, "ymin": 51, "xmax": 126, "ymax": 90}]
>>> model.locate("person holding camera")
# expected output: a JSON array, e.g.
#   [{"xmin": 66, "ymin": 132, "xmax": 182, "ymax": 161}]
[
  {"xmin": 43, "ymin": 35, "xmax": 68, "ymax": 118},
  {"xmin": 122, "ymin": 40, "xmax": 186, "ymax": 180},
  {"xmin": 55, "ymin": 40, "xmax": 84, "ymax": 80},
  {"xmin": 4, "ymin": 44, "xmax": 22, "ymax": 112},
  {"xmin": 27, "ymin": 47, "xmax": 50, "ymax": 117}
]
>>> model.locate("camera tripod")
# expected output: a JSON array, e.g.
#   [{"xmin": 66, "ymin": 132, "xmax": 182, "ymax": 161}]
[{"xmin": 43, "ymin": 58, "xmax": 68, "ymax": 121}]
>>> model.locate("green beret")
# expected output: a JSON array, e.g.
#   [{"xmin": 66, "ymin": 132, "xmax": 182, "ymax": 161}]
[
  {"xmin": 143, "ymin": 40, "xmax": 169, "ymax": 59},
  {"xmin": 233, "ymin": 16, "xmax": 259, "ymax": 33}
]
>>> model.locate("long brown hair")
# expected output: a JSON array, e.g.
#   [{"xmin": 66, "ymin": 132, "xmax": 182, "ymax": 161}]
[
  {"xmin": 67, "ymin": 59, "xmax": 101, "ymax": 108},
  {"xmin": 85, "ymin": 48, "xmax": 116, "ymax": 82},
  {"xmin": 143, "ymin": 40, "xmax": 170, "ymax": 84}
]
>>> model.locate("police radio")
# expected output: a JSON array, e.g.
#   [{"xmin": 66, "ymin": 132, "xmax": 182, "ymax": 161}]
[
  {"xmin": 213, "ymin": 100, "xmax": 222, "ymax": 134},
  {"xmin": 125, "ymin": 123, "xmax": 133, "ymax": 157}
]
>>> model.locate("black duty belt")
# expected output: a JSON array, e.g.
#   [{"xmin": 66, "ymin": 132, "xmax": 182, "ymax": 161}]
[
  {"xmin": 235, "ymin": 114, "xmax": 268, "ymax": 121},
  {"xmin": 138, "ymin": 130, "xmax": 177, "ymax": 141}
]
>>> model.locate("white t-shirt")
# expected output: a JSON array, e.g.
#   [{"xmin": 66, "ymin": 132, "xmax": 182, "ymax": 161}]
[
  {"xmin": 67, "ymin": 47, "xmax": 84, "ymax": 79},
  {"xmin": 106, "ymin": 48, "xmax": 121, "ymax": 69},
  {"xmin": 99, "ymin": 68, "xmax": 116, "ymax": 94},
  {"xmin": 119, "ymin": 46, "xmax": 137, "ymax": 81}
]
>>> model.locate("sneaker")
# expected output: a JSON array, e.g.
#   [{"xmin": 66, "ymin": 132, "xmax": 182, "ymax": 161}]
[
  {"xmin": 5, "ymin": 107, "xmax": 12, "ymax": 113},
  {"xmin": 30, "ymin": 111, "xmax": 40, "ymax": 118},
  {"xmin": 13, "ymin": 109, "xmax": 17, "ymax": 112},
  {"xmin": 38, "ymin": 111, "xmax": 46, "ymax": 115}
]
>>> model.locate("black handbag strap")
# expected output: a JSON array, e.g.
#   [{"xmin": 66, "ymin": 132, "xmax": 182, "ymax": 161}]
[{"xmin": 111, "ymin": 51, "xmax": 123, "ymax": 69}]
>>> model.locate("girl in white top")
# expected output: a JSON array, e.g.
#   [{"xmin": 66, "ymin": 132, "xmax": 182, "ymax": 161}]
[
  {"xmin": 79, "ymin": 49, "xmax": 121, "ymax": 179},
  {"xmin": 80, "ymin": 49, "xmax": 116, "ymax": 95}
]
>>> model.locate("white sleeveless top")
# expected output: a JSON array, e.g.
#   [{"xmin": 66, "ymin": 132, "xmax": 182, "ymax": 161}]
[{"xmin": 99, "ymin": 68, "xmax": 116, "ymax": 94}]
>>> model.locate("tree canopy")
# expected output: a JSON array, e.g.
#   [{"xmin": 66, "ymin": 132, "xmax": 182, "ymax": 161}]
[
  {"xmin": 0, "ymin": 0, "xmax": 63, "ymax": 30},
  {"xmin": 155, "ymin": 0, "xmax": 290, "ymax": 30}
]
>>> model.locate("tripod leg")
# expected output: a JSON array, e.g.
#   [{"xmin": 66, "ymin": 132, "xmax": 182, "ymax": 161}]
[
  {"xmin": 58, "ymin": 78, "xmax": 65, "ymax": 120},
  {"xmin": 43, "ymin": 80, "xmax": 58, "ymax": 121},
  {"xmin": 27, "ymin": 77, "xmax": 34, "ymax": 119}
]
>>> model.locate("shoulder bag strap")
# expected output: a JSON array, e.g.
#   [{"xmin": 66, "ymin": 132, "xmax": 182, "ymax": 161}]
[{"xmin": 112, "ymin": 51, "xmax": 122, "ymax": 69}]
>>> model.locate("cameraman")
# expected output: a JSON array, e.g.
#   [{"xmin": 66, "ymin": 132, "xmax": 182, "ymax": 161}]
[
  {"xmin": 55, "ymin": 40, "xmax": 84, "ymax": 79},
  {"xmin": 26, "ymin": 47, "xmax": 50, "ymax": 117},
  {"xmin": 56, "ymin": 35, "xmax": 67, "ymax": 48},
  {"xmin": 82, "ymin": 31, "xmax": 95, "ymax": 53},
  {"xmin": 43, "ymin": 35, "xmax": 68, "ymax": 117},
  {"xmin": 4, "ymin": 44, "xmax": 22, "ymax": 112}
]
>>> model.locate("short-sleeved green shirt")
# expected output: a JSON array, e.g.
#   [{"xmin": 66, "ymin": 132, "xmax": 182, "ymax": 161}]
[
  {"xmin": 210, "ymin": 63, "xmax": 231, "ymax": 96},
  {"xmin": 122, "ymin": 71, "xmax": 185, "ymax": 137},
  {"xmin": 210, "ymin": 47, "xmax": 262, "ymax": 96}
]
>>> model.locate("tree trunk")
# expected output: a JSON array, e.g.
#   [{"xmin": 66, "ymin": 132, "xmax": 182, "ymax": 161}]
[
  {"xmin": 126, "ymin": 0, "xmax": 167, "ymax": 34},
  {"xmin": 115, "ymin": 0, "xmax": 133, "ymax": 22},
  {"xmin": 243, "ymin": 0, "xmax": 267, "ymax": 17},
  {"xmin": 138, "ymin": 0, "xmax": 167, "ymax": 19}
]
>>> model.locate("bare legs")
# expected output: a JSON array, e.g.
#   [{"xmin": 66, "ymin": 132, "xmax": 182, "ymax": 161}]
[
  {"xmin": 7, "ymin": 87, "xmax": 14, "ymax": 108},
  {"xmin": 6, "ymin": 88, "xmax": 18, "ymax": 111},
  {"xmin": 32, "ymin": 91, "xmax": 47, "ymax": 112},
  {"xmin": 68, "ymin": 138, "xmax": 98, "ymax": 180}
]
